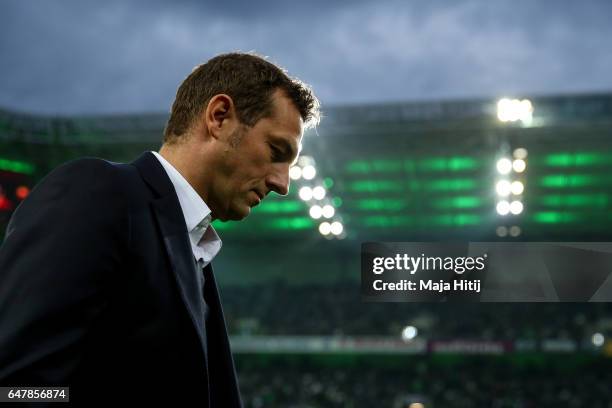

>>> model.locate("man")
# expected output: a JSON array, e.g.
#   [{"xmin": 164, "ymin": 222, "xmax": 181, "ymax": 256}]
[{"xmin": 0, "ymin": 52, "xmax": 320, "ymax": 406}]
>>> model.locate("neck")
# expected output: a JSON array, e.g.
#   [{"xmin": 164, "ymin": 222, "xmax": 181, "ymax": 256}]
[{"xmin": 158, "ymin": 140, "xmax": 212, "ymax": 204}]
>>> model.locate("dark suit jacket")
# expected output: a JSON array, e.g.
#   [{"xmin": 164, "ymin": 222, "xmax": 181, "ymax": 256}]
[{"xmin": 0, "ymin": 152, "xmax": 242, "ymax": 407}]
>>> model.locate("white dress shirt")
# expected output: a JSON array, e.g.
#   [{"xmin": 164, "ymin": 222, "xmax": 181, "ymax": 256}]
[{"xmin": 152, "ymin": 151, "xmax": 222, "ymax": 269}]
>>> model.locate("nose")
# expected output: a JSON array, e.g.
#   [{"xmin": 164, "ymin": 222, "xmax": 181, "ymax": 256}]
[{"xmin": 266, "ymin": 164, "xmax": 290, "ymax": 196}]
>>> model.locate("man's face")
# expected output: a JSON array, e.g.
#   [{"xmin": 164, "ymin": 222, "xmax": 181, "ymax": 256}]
[{"xmin": 209, "ymin": 90, "xmax": 303, "ymax": 221}]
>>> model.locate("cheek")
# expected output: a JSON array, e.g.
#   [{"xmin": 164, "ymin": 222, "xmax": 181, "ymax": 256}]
[
  {"xmin": 242, "ymin": 163, "xmax": 269, "ymax": 182},
  {"xmin": 225, "ymin": 151, "xmax": 269, "ymax": 190},
  {"xmin": 227, "ymin": 170, "xmax": 257, "ymax": 193}
]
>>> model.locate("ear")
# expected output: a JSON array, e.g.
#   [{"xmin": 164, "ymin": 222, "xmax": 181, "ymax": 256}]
[{"xmin": 205, "ymin": 94, "xmax": 238, "ymax": 140}]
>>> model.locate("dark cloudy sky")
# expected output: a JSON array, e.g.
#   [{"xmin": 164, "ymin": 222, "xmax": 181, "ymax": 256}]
[{"xmin": 1, "ymin": 0, "xmax": 611, "ymax": 115}]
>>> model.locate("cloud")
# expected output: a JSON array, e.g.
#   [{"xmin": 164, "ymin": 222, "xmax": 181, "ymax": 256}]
[{"xmin": 1, "ymin": 0, "xmax": 611, "ymax": 114}]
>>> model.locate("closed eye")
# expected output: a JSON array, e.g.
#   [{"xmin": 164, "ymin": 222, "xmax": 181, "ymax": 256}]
[
  {"xmin": 269, "ymin": 144, "xmax": 284, "ymax": 162},
  {"xmin": 267, "ymin": 134, "xmax": 299, "ymax": 164}
]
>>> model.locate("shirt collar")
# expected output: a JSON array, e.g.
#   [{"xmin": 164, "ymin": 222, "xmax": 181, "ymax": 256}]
[
  {"xmin": 152, "ymin": 151, "xmax": 222, "ymax": 268},
  {"xmin": 151, "ymin": 151, "xmax": 214, "ymax": 235}
]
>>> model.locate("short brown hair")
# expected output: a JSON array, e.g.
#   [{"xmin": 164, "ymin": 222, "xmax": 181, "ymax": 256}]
[{"xmin": 163, "ymin": 52, "xmax": 320, "ymax": 143}]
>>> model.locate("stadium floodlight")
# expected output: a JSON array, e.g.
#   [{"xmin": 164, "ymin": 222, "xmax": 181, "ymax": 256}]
[
  {"xmin": 513, "ymin": 148, "xmax": 528, "ymax": 160},
  {"xmin": 510, "ymin": 181, "xmax": 524, "ymax": 195},
  {"xmin": 408, "ymin": 404, "xmax": 425, "ymax": 408},
  {"xmin": 592, "ymin": 333, "xmax": 605, "ymax": 347},
  {"xmin": 496, "ymin": 226, "xmax": 508, "ymax": 237},
  {"xmin": 401, "ymin": 325, "xmax": 418, "ymax": 342},
  {"xmin": 496, "ymin": 200, "xmax": 510, "ymax": 216},
  {"xmin": 289, "ymin": 166, "xmax": 302, "ymax": 180},
  {"xmin": 330, "ymin": 221, "xmax": 343, "ymax": 235},
  {"xmin": 322, "ymin": 204, "xmax": 335, "ymax": 219},
  {"xmin": 497, "ymin": 98, "xmax": 533, "ymax": 123},
  {"xmin": 298, "ymin": 186, "xmax": 313, "ymax": 201},
  {"xmin": 509, "ymin": 225, "xmax": 521, "ymax": 237},
  {"xmin": 496, "ymin": 180, "xmax": 511, "ymax": 197},
  {"xmin": 302, "ymin": 165, "xmax": 316, "ymax": 180},
  {"xmin": 319, "ymin": 222, "xmax": 332, "ymax": 235},
  {"xmin": 312, "ymin": 186, "xmax": 326, "ymax": 200},
  {"xmin": 496, "ymin": 158, "xmax": 512, "ymax": 175},
  {"xmin": 309, "ymin": 205, "xmax": 322, "ymax": 219},
  {"xmin": 512, "ymin": 159, "xmax": 526, "ymax": 173},
  {"xmin": 510, "ymin": 200, "xmax": 523, "ymax": 215}
]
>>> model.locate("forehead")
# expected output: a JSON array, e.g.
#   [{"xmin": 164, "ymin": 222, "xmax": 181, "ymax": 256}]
[
  {"xmin": 258, "ymin": 90, "xmax": 304, "ymax": 152},
  {"xmin": 267, "ymin": 89, "xmax": 303, "ymax": 136}
]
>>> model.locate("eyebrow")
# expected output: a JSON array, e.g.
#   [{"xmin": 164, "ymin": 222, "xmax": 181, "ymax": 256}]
[{"xmin": 269, "ymin": 134, "xmax": 301, "ymax": 164}]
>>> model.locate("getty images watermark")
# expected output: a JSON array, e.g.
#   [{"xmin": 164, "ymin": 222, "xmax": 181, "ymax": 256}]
[
  {"xmin": 361, "ymin": 242, "xmax": 612, "ymax": 302},
  {"xmin": 371, "ymin": 252, "xmax": 486, "ymax": 293}
]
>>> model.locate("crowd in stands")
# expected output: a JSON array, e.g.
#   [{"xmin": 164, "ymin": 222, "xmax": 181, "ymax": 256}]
[
  {"xmin": 236, "ymin": 356, "xmax": 612, "ymax": 408},
  {"xmin": 223, "ymin": 281, "xmax": 612, "ymax": 341}
]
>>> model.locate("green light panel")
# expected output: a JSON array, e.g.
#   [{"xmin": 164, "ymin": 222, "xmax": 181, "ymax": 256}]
[
  {"xmin": 418, "ymin": 157, "xmax": 480, "ymax": 172},
  {"xmin": 267, "ymin": 217, "xmax": 315, "ymax": 230},
  {"xmin": 537, "ymin": 194, "xmax": 609, "ymax": 208},
  {"xmin": 252, "ymin": 200, "xmax": 304, "ymax": 214},
  {"xmin": 538, "ymin": 174, "xmax": 612, "ymax": 188},
  {"xmin": 345, "ymin": 156, "xmax": 481, "ymax": 174},
  {"xmin": 431, "ymin": 196, "xmax": 483, "ymax": 209},
  {"xmin": 363, "ymin": 213, "xmax": 482, "ymax": 228},
  {"xmin": 0, "ymin": 158, "xmax": 36, "ymax": 175},
  {"xmin": 542, "ymin": 152, "xmax": 612, "ymax": 167},
  {"xmin": 348, "ymin": 180, "xmax": 404, "ymax": 193},
  {"xmin": 426, "ymin": 178, "xmax": 478, "ymax": 192},
  {"xmin": 353, "ymin": 198, "xmax": 406, "ymax": 211},
  {"xmin": 347, "ymin": 178, "xmax": 479, "ymax": 193},
  {"xmin": 213, "ymin": 216, "xmax": 314, "ymax": 232},
  {"xmin": 351, "ymin": 196, "xmax": 483, "ymax": 211},
  {"xmin": 530, "ymin": 212, "xmax": 582, "ymax": 224}
]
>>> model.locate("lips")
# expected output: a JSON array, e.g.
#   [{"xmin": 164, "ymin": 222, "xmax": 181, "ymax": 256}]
[
  {"xmin": 254, "ymin": 190, "xmax": 265, "ymax": 200},
  {"xmin": 251, "ymin": 190, "xmax": 263, "ymax": 206}
]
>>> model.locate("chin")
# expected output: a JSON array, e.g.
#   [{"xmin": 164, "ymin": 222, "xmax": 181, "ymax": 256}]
[
  {"xmin": 238, "ymin": 208, "xmax": 251, "ymax": 220},
  {"xmin": 227, "ymin": 206, "xmax": 251, "ymax": 221}
]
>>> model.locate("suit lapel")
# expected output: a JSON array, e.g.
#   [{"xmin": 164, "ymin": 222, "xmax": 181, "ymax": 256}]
[
  {"xmin": 132, "ymin": 152, "xmax": 208, "ymax": 359},
  {"xmin": 152, "ymin": 196, "xmax": 208, "ymax": 350},
  {"xmin": 204, "ymin": 263, "xmax": 242, "ymax": 407}
]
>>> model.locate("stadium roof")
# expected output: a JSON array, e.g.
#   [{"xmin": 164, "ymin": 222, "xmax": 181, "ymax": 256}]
[{"xmin": 1, "ymin": 92, "xmax": 612, "ymax": 242}]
